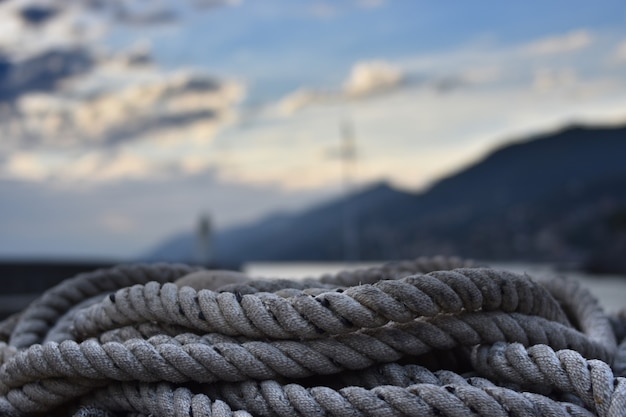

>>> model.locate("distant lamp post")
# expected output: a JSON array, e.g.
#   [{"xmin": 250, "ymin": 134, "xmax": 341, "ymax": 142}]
[{"xmin": 195, "ymin": 213, "xmax": 213, "ymax": 266}]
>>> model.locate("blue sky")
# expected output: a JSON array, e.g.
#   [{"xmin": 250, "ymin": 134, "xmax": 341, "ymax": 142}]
[
  {"xmin": 0, "ymin": 0, "xmax": 625, "ymax": 258},
  {"xmin": 146, "ymin": 1, "xmax": 626, "ymax": 100}
]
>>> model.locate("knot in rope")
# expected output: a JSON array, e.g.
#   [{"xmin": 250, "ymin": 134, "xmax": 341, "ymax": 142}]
[{"xmin": 0, "ymin": 257, "xmax": 624, "ymax": 416}]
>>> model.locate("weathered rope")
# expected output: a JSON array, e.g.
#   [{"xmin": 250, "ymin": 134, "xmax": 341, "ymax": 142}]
[{"xmin": 0, "ymin": 257, "xmax": 624, "ymax": 416}]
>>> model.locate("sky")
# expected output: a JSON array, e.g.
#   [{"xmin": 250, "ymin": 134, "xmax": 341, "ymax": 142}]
[{"xmin": 1, "ymin": 0, "xmax": 626, "ymax": 259}]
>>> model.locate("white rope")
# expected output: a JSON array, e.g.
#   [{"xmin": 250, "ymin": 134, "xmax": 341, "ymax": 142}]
[{"xmin": 0, "ymin": 257, "xmax": 624, "ymax": 416}]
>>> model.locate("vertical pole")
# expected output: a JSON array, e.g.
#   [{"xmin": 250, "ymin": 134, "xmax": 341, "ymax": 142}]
[
  {"xmin": 340, "ymin": 119, "xmax": 359, "ymax": 262},
  {"xmin": 195, "ymin": 213, "xmax": 213, "ymax": 266}
]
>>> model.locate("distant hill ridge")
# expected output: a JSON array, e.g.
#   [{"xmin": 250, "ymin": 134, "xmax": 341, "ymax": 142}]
[{"xmin": 147, "ymin": 123, "xmax": 626, "ymax": 271}]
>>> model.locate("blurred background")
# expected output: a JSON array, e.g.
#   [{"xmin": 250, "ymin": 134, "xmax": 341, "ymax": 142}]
[{"xmin": 1, "ymin": 0, "xmax": 626, "ymax": 313}]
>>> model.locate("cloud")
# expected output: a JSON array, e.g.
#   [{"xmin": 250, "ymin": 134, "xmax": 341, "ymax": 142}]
[
  {"xmin": 224, "ymin": 28, "xmax": 626, "ymax": 191},
  {"xmin": 224, "ymin": 78, "xmax": 626, "ymax": 191},
  {"xmin": 2, "ymin": 150, "xmax": 137, "ymax": 183},
  {"xmin": 277, "ymin": 60, "xmax": 405, "ymax": 115},
  {"xmin": 523, "ymin": 30, "xmax": 593, "ymax": 55},
  {"xmin": 3, "ymin": 147, "xmax": 206, "ymax": 183},
  {"xmin": 0, "ymin": 48, "xmax": 93, "ymax": 102},
  {"xmin": 193, "ymin": 0, "xmax": 242, "ymax": 10},
  {"xmin": 278, "ymin": 88, "xmax": 338, "ymax": 115},
  {"xmin": 0, "ymin": 69, "xmax": 243, "ymax": 181},
  {"xmin": 113, "ymin": 4, "xmax": 179, "ymax": 26},
  {"xmin": 422, "ymin": 66, "xmax": 502, "ymax": 94},
  {"xmin": 278, "ymin": 29, "xmax": 614, "ymax": 96},
  {"xmin": 274, "ymin": 28, "xmax": 606, "ymax": 116},
  {"xmin": 0, "ymin": 0, "xmax": 245, "ymax": 183},
  {"xmin": 276, "ymin": 59, "xmax": 502, "ymax": 115},
  {"xmin": 18, "ymin": 4, "xmax": 59, "ymax": 26},
  {"xmin": 344, "ymin": 60, "xmax": 405, "ymax": 97},
  {"xmin": 56, "ymin": 150, "xmax": 159, "ymax": 182},
  {"xmin": 0, "ymin": 0, "xmax": 238, "ymax": 59},
  {"xmin": 105, "ymin": 42, "xmax": 153, "ymax": 69},
  {"xmin": 0, "ymin": 3, "xmax": 107, "ymax": 58},
  {"xmin": 104, "ymin": 0, "xmax": 243, "ymax": 24},
  {"xmin": 4, "ymin": 152, "xmax": 49, "ymax": 181}
]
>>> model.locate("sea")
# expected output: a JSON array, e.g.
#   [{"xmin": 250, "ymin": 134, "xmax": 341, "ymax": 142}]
[{"xmin": 244, "ymin": 261, "xmax": 626, "ymax": 313}]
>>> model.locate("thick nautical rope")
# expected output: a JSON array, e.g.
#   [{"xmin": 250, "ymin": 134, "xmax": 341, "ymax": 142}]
[{"xmin": 0, "ymin": 258, "xmax": 624, "ymax": 416}]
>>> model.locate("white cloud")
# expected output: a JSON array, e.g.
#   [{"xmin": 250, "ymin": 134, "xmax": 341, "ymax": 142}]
[
  {"xmin": 277, "ymin": 88, "xmax": 338, "ymax": 115},
  {"xmin": 57, "ymin": 151, "xmax": 155, "ymax": 182},
  {"xmin": 0, "ymin": 69, "xmax": 244, "ymax": 182},
  {"xmin": 0, "ymin": 2, "xmax": 106, "ymax": 58},
  {"xmin": 0, "ymin": 0, "xmax": 239, "ymax": 63},
  {"xmin": 344, "ymin": 60, "xmax": 404, "ymax": 97},
  {"xmin": 219, "ymin": 28, "xmax": 626, "ymax": 191},
  {"xmin": 0, "ymin": 0, "xmax": 246, "ymax": 184},
  {"xmin": 195, "ymin": 0, "xmax": 243, "ymax": 8},
  {"xmin": 276, "ymin": 60, "xmax": 404, "ymax": 115},
  {"xmin": 4, "ymin": 152, "xmax": 50, "ymax": 181},
  {"xmin": 2, "ymin": 16, "xmax": 625, "ymax": 194},
  {"xmin": 223, "ymin": 80, "xmax": 626, "ymax": 191},
  {"xmin": 523, "ymin": 30, "xmax": 593, "ymax": 55}
]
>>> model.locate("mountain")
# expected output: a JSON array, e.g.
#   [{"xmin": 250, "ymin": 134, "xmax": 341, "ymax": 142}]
[
  {"xmin": 372, "ymin": 123, "xmax": 626, "ymax": 261},
  {"xmin": 147, "ymin": 182, "xmax": 416, "ymax": 263},
  {"xmin": 146, "ymin": 123, "xmax": 626, "ymax": 271}
]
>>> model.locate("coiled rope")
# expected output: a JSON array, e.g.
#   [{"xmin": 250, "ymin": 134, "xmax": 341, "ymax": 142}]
[{"xmin": 0, "ymin": 257, "xmax": 624, "ymax": 416}]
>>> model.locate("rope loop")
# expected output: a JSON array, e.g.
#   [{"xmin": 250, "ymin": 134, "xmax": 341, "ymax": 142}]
[{"xmin": 0, "ymin": 257, "xmax": 623, "ymax": 416}]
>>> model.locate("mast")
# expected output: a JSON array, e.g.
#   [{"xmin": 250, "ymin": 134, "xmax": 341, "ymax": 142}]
[
  {"xmin": 340, "ymin": 119, "xmax": 359, "ymax": 262},
  {"xmin": 195, "ymin": 213, "xmax": 213, "ymax": 266}
]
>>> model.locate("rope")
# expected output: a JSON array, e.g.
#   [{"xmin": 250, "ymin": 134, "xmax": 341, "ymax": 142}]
[{"xmin": 0, "ymin": 257, "xmax": 624, "ymax": 416}]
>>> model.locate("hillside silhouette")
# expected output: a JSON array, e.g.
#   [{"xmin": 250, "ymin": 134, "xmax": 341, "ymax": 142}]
[{"xmin": 148, "ymin": 123, "xmax": 626, "ymax": 272}]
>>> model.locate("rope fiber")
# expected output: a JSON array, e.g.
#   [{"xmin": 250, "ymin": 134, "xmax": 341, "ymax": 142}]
[{"xmin": 0, "ymin": 258, "xmax": 624, "ymax": 416}]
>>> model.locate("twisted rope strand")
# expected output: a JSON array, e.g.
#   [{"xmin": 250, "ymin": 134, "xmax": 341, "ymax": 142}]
[
  {"xmin": 9, "ymin": 264, "xmax": 197, "ymax": 349},
  {"xmin": 470, "ymin": 342, "xmax": 626, "ymax": 415},
  {"xmin": 538, "ymin": 276, "xmax": 617, "ymax": 354},
  {"xmin": 0, "ymin": 312, "xmax": 611, "ymax": 414},
  {"xmin": 318, "ymin": 256, "xmax": 476, "ymax": 286},
  {"xmin": 0, "ymin": 258, "xmax": 623, "ymax": 416},
  {"xmin": 72, "ymin": 268, "xmax": 569, "ymax": 341},
  {"xmin": 81, "ymin": 379, "xmax": 599, "ymax": 417},
  {"xmin": 86, "ymin": 383, "xmax": 249, "ymax": 417}
]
